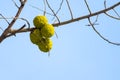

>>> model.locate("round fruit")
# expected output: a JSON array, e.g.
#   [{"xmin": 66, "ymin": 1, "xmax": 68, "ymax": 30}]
[
  {"xmin": 30, "ymin": 29, "xmax": 42, "ymax": 44},
  {"xmin": 33, "ymin": 15, "xmax": 48, "ymax": 28},
  {"xmin": 41, "ymin": 24, "xmax": 54, "ymax": 38},
  {"xmin": 37, "ymin": 38, "xmax": 53, "ymax": 52}
]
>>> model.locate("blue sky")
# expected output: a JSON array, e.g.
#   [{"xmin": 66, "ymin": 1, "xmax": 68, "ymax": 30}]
[{"xmin": 0, "ymin": 0, "xmax": 120, "ymax": 80}]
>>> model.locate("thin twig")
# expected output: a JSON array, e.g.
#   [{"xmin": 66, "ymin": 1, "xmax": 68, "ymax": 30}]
[
  {"xmin": 85, "ymin": 0, "xmax": 99, "ymax": 26},
  {"xmin": 55, "ymin": 31, "xmax": 58, "ymax": 39},
  {"xmin": 85, "ymin": 0, "xmax": 120, "ymax": 45},
  {"xmin": 113, "ymin": 8, "xmax": 120, "ymax": 18},
  {"xmin": 88, "ymin": 18, "xmax": 120, "ymax": 45},
  {"xmin": 0, "ymin": 14, "xmax": 10, "ymax": 25},
  {"xmin": 52, "ymin": 2, "xmax": 120, "ymax": 26},
  {"xmin": 104, "ymin": 0, "xmax": 107, "ymax": 9},
  {"xmin": 30, "ymin": 5, "xmax": 53, "ymax": 16},
  {"xmin": 43, "ymin": 0, "xmax": 46, "ymax": 16},
  {"xmin": 0, "ymin": 27, "xmax": 3, "ymax": 31},
  {"xmin": 104, "ymin": 12, "xmax": 120, "ymax": 20},
  {"xmin": 12, "ymin": 0, "xmax": 19, "ymax": 8},
  {"xmin": 56, "ymin": 0, "xmax": 64, "ymax": 16},
  {"xmin": 94, "ymin": 15, "xmax": 99, "ymax": 24},
  {"xmin": 86, "ymin": 15, "xmax": 99, "ymax": 26},
  {"xmin": 104, "ymin": 0, "xmax": 120, "ymax": 20},
  {"xmin": 19, "ymin": 17, "xmax": 30, "ymax": 28},
  {"xmin": 66, "ymin": 0, "xmax": 73, "ymax": 19},
  {"xmin": 0, "ymin": 17, "xmax": 30, "ymax": 28},
  {"xmin": 84, "ymin": 0, "xmax": 92, "ymax": 14},
  {"xmin": 52, "ymin": 0, "xmax": 64, "ymax": 20},
  {"xmin": 46, "ymin": 0, "xmax": 60, "ymax": 24},
  {"xmin": 0, "ymin": 0, "xmax": 27, "ymax": 43}
]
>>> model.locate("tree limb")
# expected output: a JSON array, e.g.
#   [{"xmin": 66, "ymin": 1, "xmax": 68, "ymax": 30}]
[
  {"xmin": 0, "ymin": 0, "xmax": 27, "ymax": 43},
  {"xmin": 8, "ymin": 2, "xmax": 120, "ymax": 33},
  {"xmin": 0, "ymin": 1, "xmax": 120, "ymax": 43}
]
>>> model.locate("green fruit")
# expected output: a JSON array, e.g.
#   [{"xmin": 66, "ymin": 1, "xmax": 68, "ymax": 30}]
[
  {"xmin": 41, "ymin": 24, "xmax": 54, "ymax": 38},
  {"xmin": 33, "ymin": 15, "xmax": 48, "ymax": 28},
  {"xmin": 30, "ymin": 29, "xmax": 42, "ymax": 44},
  {"xmin": 37, "ymin": 38, "xmax": 53, "ymax": 52}
]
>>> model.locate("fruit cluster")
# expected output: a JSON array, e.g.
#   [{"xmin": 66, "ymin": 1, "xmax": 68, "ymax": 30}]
[{"xmin": 30, "ymin": 15, "xmax": 54, "ymax": 52}]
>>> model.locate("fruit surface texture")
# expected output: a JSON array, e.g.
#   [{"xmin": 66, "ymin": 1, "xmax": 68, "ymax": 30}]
[
  {"xmin": 41, "ymin": 24, "xmax": 55, "ymax": 38},
  {"xmin": 30, "ymin": 29, "xmax": 42, "ymax": 44},
  {"xmin": 38, "ymin": 38, "xmax": 53, "ymax": 52},
  {"xmin": 33, "ymin": 15, "xmax": 48, "ymax": 28}
]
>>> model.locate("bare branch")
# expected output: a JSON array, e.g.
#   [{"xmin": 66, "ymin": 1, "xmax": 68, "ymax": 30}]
[
  {"xmin": 104, "ymin": 1, "xmax": 120, "ymax": 20},
  {"xmin": 66, "ymin": 0, "xmax": 73, "ymax": 19},
  {"xmin": 55, "ymin": 31, "xmax": 58, "ymax": 39},
  {"xmin": 86, "ymin": 15, "xmax": 99, "ymax": 26},
  {"xmin": 46, "ymin": 0, "xmax": 60, "ymax": 24},
  {"xmin": 104, "ymin": 0, "xmax": 107, "ymax": 9},
  {"xmin": 0, "ymin": 27, "xmax": 3, "ymax": 31},
  {"xmin": 6, "ymin": 24, "xmax": 26, "ymax": 37},
  {"xmin": 9, "ymin": 27, "xmax": 33, "ymax": 34},
  {"xmin": 84, "ymin": 0, "xmax": 92, "ymax": 14},
  {"xmin": 93, "ymin": 15, "xmax": 99, "ymax": 25},
  {"xmin": 56, "ymin": 0, "xmax": 64, "ymax": 16},
  {"xmin": 113, "ymin": 8, "xmax": 120, "ymax": 18},
  {"xmin": 0, "ymin": 17, "xmax": 30, "ymax": 28},
  {"xmin": 12, "ymin": 0, "xmax": 19, "ymax": 8},
  {"xmin": 53, "ymin": 2, "xmax": 120, "ymax": 26},
  {"xmin": 43, "ymin": 0, "xmax": 46, "ymax": 16},
  {"xmin": 0, "ymin": 0, "xmax": 27, "ymax": 43},
  {"xmin": 88, "ymin": 18, "xmax": 120, "ymax": 45},
  {"xmin": 19, "ymin": 17, "xmax": 30, "ymax": 28},
  {"xmin": 52, "ymin": 0, "xmax": 64, "ymax": 20},
  {"xmin": 104, "ymin": 13, "xmax": 120, "ymax": 20},
  {"xmin": 30, "ymin": 5, "xmax": 53, "ymax": 16},
  {"xmin": 7, "ymin": 1, "xmax": 120, "ymax": 36},
  {"xmin": 85, "ymin": 0, "xmax": 120, "ymax": 45},
  {"xmin": 84, "ymin": 0, "xmax": 99, "ymax": 26},
  {"xmin": 0, "ymin": 1, "xmax": 120, "ymax": 43},
  {"xmin": 0, "ymin": 14, "xmax": 10, "ymax": 25}
]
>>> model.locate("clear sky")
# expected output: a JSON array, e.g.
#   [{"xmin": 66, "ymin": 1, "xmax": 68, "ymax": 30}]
[{"xmin": 0, "ymin": 0, "xmax": 120, "ymax": 80}]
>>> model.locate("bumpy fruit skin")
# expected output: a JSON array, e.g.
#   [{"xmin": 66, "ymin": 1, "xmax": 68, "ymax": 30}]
[
  {"xmin": 30, "ymin": 29, "xmax": 42, "ymax": 44},
  {"xmin": 33, "ymin": 15, "xmax": 48, "ymax": 28},
  {"xmin": 41, "ymin": 24, "xmax": 54, "ymax": 38},
  {"xmin": 37, "ymin": 38, "xmax": 53, "ymax": 52}
]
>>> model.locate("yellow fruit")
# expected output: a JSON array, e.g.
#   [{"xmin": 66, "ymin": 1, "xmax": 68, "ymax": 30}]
[
  {"xmin": 33, "ymin": 15, "xmax": 48, "ymax": 28},
  {"xmin": 41, "ymin": 24, "xmax": 54, "ymax": 38},
  {"xmin": 30, "ymin": 29, "xmax": 42, "ymax": 44},
  {"xmin": 37, "ymin": 38, "xmax": 53, "ymax": 52}
]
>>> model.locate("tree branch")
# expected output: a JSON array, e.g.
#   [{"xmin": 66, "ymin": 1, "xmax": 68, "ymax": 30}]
[
  {"xmin": 84, "ymin": 0, "xmax": 120, "ymax": 45},
  {"xmin": 53, "ymin": 2, "xmax": 120, "ymax": 26},
  {"xmin": 104, "ymin": 1, "xmax": 120, "ymax": 20},
  {"xmin": 66, "ymin": 0, "xmax": 73, "ymax": 19},
  {"xmin": 0, "ymin": 1, "xmax": 120, "ymax": 43},
  {"xmin": 7, "ymin": 2, "xmax": 120, "ymax": 33},
  {"xmin": 0, "ymin": 0, "xmax": 27, "ymax": 43},
  {"xmin": 46, "ymin": 0, "xmax": 60, "ymax": 24}
]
